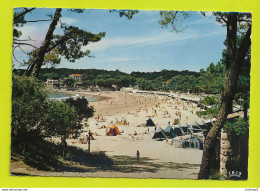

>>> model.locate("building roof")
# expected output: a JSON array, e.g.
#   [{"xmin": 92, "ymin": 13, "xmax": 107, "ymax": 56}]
[{"xmin": 70, "ymin": 74, "xmax": 82, "ymax": 76}]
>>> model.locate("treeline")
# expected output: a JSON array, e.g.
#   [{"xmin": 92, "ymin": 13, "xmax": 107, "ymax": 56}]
[{"xmin": 13, "ymin": 64, "xmax": 225, "ymax": 94}]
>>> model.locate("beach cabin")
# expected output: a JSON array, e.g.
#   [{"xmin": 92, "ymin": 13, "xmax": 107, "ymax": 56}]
[
  {"xmin": 146, "ymin": 117, "xmax": 155, "ymax": 126},
  {"xmin": 106, "ymin": 124, "xmax": 121, "ymax": 136},
  {"xmin": 152, "ymin": 127, "xmax": 167, "ymax": 140},
  {"xmin": 164, "ymin": 126, "xmax": 176, "ymax": 138}
]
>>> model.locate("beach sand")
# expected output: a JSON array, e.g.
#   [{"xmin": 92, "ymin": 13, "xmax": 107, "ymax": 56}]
[{"xmin": 11, "ymin": 91, "xmax": 204, "ymax": 179}]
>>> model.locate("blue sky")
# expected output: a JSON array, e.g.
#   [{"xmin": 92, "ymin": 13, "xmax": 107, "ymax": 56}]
[{"xmin": 13, "ymin": 8, "xmax": 226, "ymax": 73}]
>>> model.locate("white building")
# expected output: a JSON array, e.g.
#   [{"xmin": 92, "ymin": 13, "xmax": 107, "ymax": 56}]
[
  {"xmin": 46, "ymin": 79, "xmax": 59, "ymax": 89},
  {"xmin": 69, "ymin": 74, "xmax": 83, "ymax": 81}
]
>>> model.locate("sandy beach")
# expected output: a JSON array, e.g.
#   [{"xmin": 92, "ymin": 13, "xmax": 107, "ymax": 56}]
[{"xmin": 11, "ymin": 91, "xmax": 205, "ymax": 179}]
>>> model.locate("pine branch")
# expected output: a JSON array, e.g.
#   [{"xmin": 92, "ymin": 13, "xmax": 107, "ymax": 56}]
[
  {"xmin": 14, "ymin": 19, "xmax": 52, "ymax": 24},
  {"xmin": 14, "ymin": 8, "xmax": 36, "ymax": 20},
  {"xmin": 13, "ymin": 42, "xmax": 38, "ymax": 49}
]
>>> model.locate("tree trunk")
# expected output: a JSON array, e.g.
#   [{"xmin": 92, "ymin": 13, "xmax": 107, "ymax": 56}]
[
  {"xmin": 25, "ymin": 8, "xmax": 62, "ymax": 77},
  {"xmin": 61, "ymin": 136, "xmax": 67, "ymax": 159},
  {"xmin": 198, "ymin": 14, "xmax": 251, "ymax": 179},
  {"xmin": 243, "ymin": 101, "xmax": 248, "ymax": 121},
  {"xmin": 220, "ymin": 129, "xmax": 231, "ymax": 177}
]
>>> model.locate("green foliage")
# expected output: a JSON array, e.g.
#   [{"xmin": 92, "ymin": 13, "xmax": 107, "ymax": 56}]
[
  {"xmin": 169, "ymin": 75, "xmax": 198, "ymax": 93},
  {"xmin": 63, "ymin": 77, "xmax": 75, "ymax": 87},
  {"xmin": 131, "ymin": 69, "xmax": 199, "ymax": 81},
  {"xmin": 44, "ymin": 100, "xmax": 80, "ymax": 137},
  {"xmin": 109, "ymin": 9, "xmax": 139, "ymax": 19},
  {"xmin": 64, "ymin": 97, "xmax": 94, "ymax": 121},
  {"xmin": 196, "ymin": 107, "xmax": 219, "ymax": 118},
  {"xmin": 224, "ymin": 117, "xmax": 249, "ymax": 136},
  {"xmin": 68, "ymin": 9, "xmax": 84, "ymax": 13},
  {"xmin": 12, "ymin": 76, "xmax": 82, "ymax": 142},
  {"xmin": 117, "ymin": 75, "xmax": 134, "ymax": 88},
  {"xmin": 196, "ymin": 96, "xmax": 220, "ymax": 118},
  {"xmin": 55, "ymin": 25, "xmax": 106, "ymax": 62},
  {"xmin": 135, "ymin": 77, "xmax": 153, "ymax": 90},
  {"xmin": 201, "ymin": 96, "xmax": 218, "ymax": 106},
  {"xmin": 13, "ymin": 9, "xmax": 27, "ymax": 38},
  {"xmin": 209, "ymin": 172, "xmax": 226, "ymax": 180},
  {"xmin": 197, "ymin": 62, "xmax": 225, "ymax": 94},
  {"xmin": 11, "ymin": 139, "xmax": 113, "ymax": 171},
  {"xmin": 12, "ymin": 76, "xmax": 48, "ymax": 139},
  {"xmin": 213, "ymin": 12, "xmax": 251, "ymax": 28},
  {"xmin": 159, "ymin": 11, "xmax": 191, "ymax": 32}
]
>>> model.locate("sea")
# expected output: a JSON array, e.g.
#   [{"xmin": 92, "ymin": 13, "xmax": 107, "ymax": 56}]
[{"xmin": 49, "ymin": 92, "xmax": 100, "ymax": 102}]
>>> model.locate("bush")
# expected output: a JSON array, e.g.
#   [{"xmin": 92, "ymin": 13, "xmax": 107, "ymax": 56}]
[
  {"xmin": 12, "ymin": 76, "xmax": 48, "ymax": 140},
  {"xmin": 224, "ymin": 117, "xmax": 249, "ymax": 136},
  {"xmin": 12, "ymin": 76, "xmax": 81, "ymax": 145}
]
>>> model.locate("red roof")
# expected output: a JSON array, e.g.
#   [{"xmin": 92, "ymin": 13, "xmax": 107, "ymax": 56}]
[{"xmin": 70, "ymin": 74, "xmax": 82, "ymax": 77}]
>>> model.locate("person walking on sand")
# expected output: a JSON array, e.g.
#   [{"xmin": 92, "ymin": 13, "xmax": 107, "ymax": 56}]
[{"xmin": 136, "ymin": 150, "xmax": 140, "ymax": 161}]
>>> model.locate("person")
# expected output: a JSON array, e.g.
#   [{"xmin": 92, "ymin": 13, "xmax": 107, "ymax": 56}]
[
  {"xmin": 166, "ymin": 138, "xmax": 168, "ymax": 144},
  {"xmin": 86, "ymin": 135, "xmax": 89, "ymax": 144},
  {"xmin": 136, "ymin": 150, "xmax": 140, "ymax": 160},
  {"xmin": 170, "ymin": 139, "xmax": 174, "ymax": 146}
]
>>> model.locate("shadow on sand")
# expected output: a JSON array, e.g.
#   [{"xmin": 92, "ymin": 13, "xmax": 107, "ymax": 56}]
[{"xmin": 11, "ymin": 139, "xmax": 200, "ymax": 175}]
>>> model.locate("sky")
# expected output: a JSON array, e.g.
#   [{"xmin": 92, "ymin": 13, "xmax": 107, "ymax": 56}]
[{"xmin": 13, "ymin": 8, "xmax": 227, "ymax": 73}]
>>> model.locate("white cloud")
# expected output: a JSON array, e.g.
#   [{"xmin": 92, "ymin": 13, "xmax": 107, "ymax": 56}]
[
  {"xmin": 14, "ymin": 24, "xmax": 49, "ymax": 52},
  {"xmin": 60, "ymin": 17, "xmax": 76, "ymax": 25},
  {"xmin": 85, "ymin": 29, "xmax": 223, "ymax": 52},
  {"xmin": 85, "ymin": 32, "xmax": 192, "ymax": 51},
  {"xmin": 94, "ymin": 56, "xmax": 140, "ymax": 63}
]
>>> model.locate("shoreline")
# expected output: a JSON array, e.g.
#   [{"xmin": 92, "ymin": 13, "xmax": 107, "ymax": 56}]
[{"xmin": 47, "ymin": 89, "xmax": 113, "ymax": 103}]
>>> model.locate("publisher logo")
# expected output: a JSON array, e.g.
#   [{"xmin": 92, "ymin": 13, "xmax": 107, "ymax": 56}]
[{"xmin": 229, "ymin": 171, "xmax": 242, "ymax": 178}]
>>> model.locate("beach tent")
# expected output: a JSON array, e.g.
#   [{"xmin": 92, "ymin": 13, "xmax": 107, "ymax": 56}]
[
  {"xmin": 191, "ymin": 121, "xmax": 202, "ymax": 133},
  {"xmin": 173, "ymin": 125, "xmax": 185, "ymax": 136},
  {"xmin": 181, "ymin": 123, "xmax": 189, "ymax": 134},
  {"xmin": 205, "ymin": 119, "xmax": 214, "ymax": 128},
  {"xmin": 146, "ymin": 117, "xmax": 156, "ymax": 126},
  {"xmin": 106, "ymin": 124, "xmax": 121, "ymax": 136},
  {"xmin": 185, "ymin": 123, "xmax": 194, "ymax": 134},
  {"xmin": 211, "ymin": 118, "xmax": 217, "ymax": 123},
  {"xmin": 152, "ymin": 127, "xmax": 167, "ymax": 139},
  {"xmin": 199, "ymin": 120, "xmax": 209, "ymax": 130},
  {"xmin": 190, "ymin": 135, "xmax": 204, "ymax": 150},
  {"xmin": 164, "ymin": 126, "xmax": 177, "ymax": 138}
]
